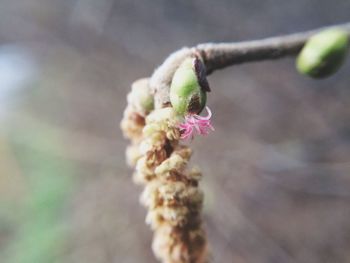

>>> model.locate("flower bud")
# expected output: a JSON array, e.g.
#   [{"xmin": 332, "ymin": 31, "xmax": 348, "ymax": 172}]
[
  {"xmin": 128, "ymin": 78, "xmax": 154, "ymax": 114},
  {"xmin": 170, "ymin": 57, "xmax": 209, "ymax": 115},
  {"xmin": 296, "ymin": 28, "xmax": 349, "ymax": 78}
]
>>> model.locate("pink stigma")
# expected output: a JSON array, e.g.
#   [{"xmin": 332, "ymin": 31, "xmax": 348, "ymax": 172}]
[{"xmin": 178, "ymin": 106, "xmax": 215, "ymax": 140}]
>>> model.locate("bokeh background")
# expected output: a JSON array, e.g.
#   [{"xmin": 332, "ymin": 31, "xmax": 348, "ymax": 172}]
[{"xmin": 0, "ymin": 1, "xmax": 350, "ymax": 262}]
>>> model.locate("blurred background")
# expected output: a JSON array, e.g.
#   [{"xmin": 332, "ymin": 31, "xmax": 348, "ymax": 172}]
[{"xmin": 0, "ymin": 1, "xmax": 350, "ymax": 262}]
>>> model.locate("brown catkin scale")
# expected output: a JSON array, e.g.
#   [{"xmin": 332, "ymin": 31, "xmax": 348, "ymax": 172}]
[
  {"xmin": 134, "ymin": 107, "xmax": 208, "ymax": 263},
  {"xmin": 120, "ymin": 105, "xmax": 145, "ymax": 143},
  {"xmin": 121, "ymin": 78, "xmax": 152, "ymax": 167}
]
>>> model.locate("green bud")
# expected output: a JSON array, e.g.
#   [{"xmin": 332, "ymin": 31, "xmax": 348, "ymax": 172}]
[
  {"xmin": 129, "ymin": 78, "xmax": 154, "ymax": 113},
  {"xmin": 170, "ymin": 57, "xmax": 210, "ymax": 115},
  {"xmin": 296, "ymin": 28, "xmax": 349, "ymax": 78}
]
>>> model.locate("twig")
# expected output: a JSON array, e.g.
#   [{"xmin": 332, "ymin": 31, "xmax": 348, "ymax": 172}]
[
  {"xmin": 198, "ymin": 22, "xmax": 350, "ymax": 74},
  {"xmin": 150, "ymin": 22, "xmax": 350, "ymax": 108}
]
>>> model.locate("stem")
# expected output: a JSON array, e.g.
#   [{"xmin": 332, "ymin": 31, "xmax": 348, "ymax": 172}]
[
  {"xmin": 199, "ymin": 22, "xmax": 350, "ymax": 74},
  {"xmin": 150, "ymin": 22, "xmax": 350, "ymax": 108}
]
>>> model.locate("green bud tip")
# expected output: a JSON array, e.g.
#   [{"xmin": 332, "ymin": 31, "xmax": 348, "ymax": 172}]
[
  {"xmin": 296, "ymin": 28, "xmax": 349, "ymax": 78},
  {"xmin": 170, "ymin": 56, "xmax": 210, "ymax": 116}
]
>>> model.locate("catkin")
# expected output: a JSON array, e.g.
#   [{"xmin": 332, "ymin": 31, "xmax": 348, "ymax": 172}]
[{"xmin": 122, "ymin": 81, "xmax": 208, "ymax": 263}]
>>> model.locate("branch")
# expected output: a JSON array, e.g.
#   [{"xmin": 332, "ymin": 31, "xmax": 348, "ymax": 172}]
[{"xmin": 150, "ymin": 22, "xmax": 350, "ymax": 108}]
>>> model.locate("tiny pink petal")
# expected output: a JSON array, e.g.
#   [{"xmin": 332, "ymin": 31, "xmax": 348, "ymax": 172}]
[{"xmin": 178, "ymin": 106, "xmax": 214, "ymax": 140}]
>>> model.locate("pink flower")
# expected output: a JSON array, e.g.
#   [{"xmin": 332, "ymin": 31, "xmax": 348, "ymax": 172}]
[{"xmin": 178, "ymin": 106, "xmax": 215, "ymax": 140}]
